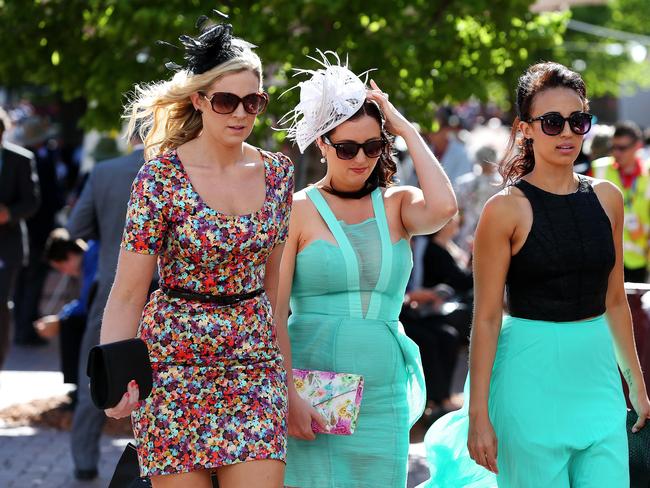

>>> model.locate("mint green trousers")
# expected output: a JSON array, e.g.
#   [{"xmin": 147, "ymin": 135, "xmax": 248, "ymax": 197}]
[
  {"xmin": 421, "ymin": 314, "xmax": 629, "ymax": 488},
  {"xmin": 489, "ymin": 315, "xmax": 628, "ymax": 487}
]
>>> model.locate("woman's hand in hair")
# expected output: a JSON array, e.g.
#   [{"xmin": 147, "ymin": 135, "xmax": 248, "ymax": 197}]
[{"xmin": 367, "ymin": 79, "xmax": 413, "ymax": 137}]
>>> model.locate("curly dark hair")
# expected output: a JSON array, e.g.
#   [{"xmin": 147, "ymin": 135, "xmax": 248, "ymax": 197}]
[
  {"xmin": 323, "ymin": 100, "xmax": 397, "ymax": 197},
  {"xmin": 500, "ymin": 62, "xmax": 589, "ymax": 185}
]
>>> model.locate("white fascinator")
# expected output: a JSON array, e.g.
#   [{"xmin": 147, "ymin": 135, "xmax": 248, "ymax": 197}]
[{"xmin": 279, "ymin": 51, "xmax": 371, "ymax": 153}]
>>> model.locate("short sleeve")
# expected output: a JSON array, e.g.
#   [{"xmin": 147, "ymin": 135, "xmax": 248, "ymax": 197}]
[
  {"xmin": 275, "ymin": 152, "xmax": 294, "ymax": 245},
  {"xmin": 121, "ymin": 158, "xmax": 171, "ymax": 255}
]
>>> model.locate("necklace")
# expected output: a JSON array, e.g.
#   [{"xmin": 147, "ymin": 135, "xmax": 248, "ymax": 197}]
[{"xmin": 321, "ymin": 180, "xmax": 377, "ymax": 199}]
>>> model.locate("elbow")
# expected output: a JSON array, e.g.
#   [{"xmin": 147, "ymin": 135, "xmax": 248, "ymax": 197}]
[
  {"xmin": 440, "ymin": 187, "xmax": 459, "ymax": 220},
  {"xmin": 446, "ymin": 199, "xmax": 459, "ymax": 220},
  {"xmin": 437, "ymin": 198, "xmax": 459, "ymax": 226}
]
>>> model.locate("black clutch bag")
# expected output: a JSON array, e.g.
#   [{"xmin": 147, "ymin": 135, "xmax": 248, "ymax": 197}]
[
  {"xmin": 108, "ymin": 443, "xmax": 151, "ymax": 488},
  {"xmin": 87, "ymin": 338, "xmax": 153, "ymax": 409},
  {"xmin": 627, "ymin": 409, "xmax": 650, "ymax": 488}
]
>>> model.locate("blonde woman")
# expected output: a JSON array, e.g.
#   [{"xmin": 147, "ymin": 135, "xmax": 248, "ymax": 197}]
[{"xmin": 100, "ymin": 15, "xmax": 293, "ymax": 488}]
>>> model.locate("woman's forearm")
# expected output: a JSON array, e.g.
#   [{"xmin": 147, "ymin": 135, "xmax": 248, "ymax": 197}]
[
  {"xmin": 402, "ymin": 126, "xmax": 457, "ymax": 214},
  {"xmin": 276, "ymin": 319, "xmax": 300, "ymax": 400},
  {"xmin": 468, "ymin": 319, "xmax": 502, "ymax": 418},
  {"xmin": 99, "ymin": 289, "xmax": 148, "ymax": 344},
  {"xmin": 607, "ymin": 301, "xmax": 646, "ymax": 394}
]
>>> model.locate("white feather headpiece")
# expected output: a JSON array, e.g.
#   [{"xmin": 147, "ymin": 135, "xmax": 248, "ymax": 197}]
[{"xmin": 279, "ymin": 51, "xmax": 371, "ymax": 153}]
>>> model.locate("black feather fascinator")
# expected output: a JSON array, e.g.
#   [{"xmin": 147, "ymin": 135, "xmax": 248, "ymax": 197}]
[{"xmin": 158, "ymin": 10, "xmax": 256, "ymax": 75}]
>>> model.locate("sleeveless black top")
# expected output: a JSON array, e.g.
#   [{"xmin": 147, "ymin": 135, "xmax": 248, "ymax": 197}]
[{"xmin": 506, "ymin": 176, "xmax": 615, "ymax": 322}]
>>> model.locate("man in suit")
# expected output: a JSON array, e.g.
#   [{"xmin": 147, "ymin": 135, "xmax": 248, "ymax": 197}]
[
  {"xmin": 66, "ymin": 134, "xmax": 145, "ymax": 480},
  {"xmin": 0, "ymin": 108, "xmax": 40, "ymax": 369}
]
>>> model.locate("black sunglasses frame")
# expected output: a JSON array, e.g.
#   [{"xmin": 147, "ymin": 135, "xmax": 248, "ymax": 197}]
[
  {"xmin": 526, "ymin": 111, "xmax": 593, "ymax": 136},
  {"xmin": 611, "ymin": 141, "xmax": 638, "ymax": 152},
  {"xmin": 201, "ymin": 91, "xmax": 269, "ymax": 115},
  {"xmin": 322, "ymin": 135, "xmax": 387, "ymax": 160}
]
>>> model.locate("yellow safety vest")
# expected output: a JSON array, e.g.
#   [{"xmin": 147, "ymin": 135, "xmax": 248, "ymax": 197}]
[{"xmin": 592, "ymin": 157, "xmax": 650, "ymax": 270}]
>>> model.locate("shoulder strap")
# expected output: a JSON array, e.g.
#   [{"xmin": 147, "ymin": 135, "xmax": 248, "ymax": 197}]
[
  {"xmin": 306, "ymin": 187, "xmax": 363, "ymax": 318},
  {"xmin": 365, "ymin": 188, "xmax": 393, "ymax": 319}
]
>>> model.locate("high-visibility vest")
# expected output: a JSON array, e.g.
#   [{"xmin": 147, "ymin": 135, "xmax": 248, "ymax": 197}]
[{"xmin": 592, "ymin": 157, "xmax": 650, "ymax": 270}]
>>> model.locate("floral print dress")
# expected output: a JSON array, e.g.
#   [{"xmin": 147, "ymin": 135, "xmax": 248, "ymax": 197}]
[{"xmin": 121, "ymin": 148, "xmax": 293, "ymax": 476}]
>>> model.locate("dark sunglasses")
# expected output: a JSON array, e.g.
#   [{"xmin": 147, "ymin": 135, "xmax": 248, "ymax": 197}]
[
  {"xmin": 322, "ymin": 135, "xmax": 386, "ymax": 160},
  {"xmin": 611, "ymin": 141, "xmax": 637, "ymax": 152},
  {"xmin": 200, "ymin": 91, "xmax": 269, "ymax": 115},
  {"xmin": 526, "ymin": 111, "xmax": 593, "ymax": 136}
]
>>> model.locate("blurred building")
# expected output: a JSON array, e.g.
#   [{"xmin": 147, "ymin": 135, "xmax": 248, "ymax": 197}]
[{"xmin": 531, "ymin": 0, "xmax": 606, "ymax": 11}]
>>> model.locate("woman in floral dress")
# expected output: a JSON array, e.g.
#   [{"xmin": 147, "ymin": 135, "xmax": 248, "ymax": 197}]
[{"xmin": 100, "ymin": 16, "xmax": 293, "ymax": 488}]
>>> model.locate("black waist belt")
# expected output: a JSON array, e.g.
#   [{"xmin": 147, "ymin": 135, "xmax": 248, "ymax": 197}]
[{"xmin": 161, "ymin": 286, "xmax": 264, "ymax": 305}]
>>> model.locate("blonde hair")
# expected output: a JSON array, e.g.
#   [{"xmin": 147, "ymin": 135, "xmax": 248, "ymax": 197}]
[{"xmin": 124, "ymin": 49, "xmax": 263, "ymax": 160}]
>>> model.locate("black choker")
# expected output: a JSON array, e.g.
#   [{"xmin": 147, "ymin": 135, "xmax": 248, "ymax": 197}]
[{"xmin": 321, "ymin": 182, "xmax": 377, "ymax": 199}]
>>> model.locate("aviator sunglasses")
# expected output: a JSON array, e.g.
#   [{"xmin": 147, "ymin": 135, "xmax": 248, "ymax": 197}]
[
  {"xmin": 200, "ymin": 91, "xmax": 269, "ymax": 115},
  {"xmin": 322, "ymin": 135, "xmax": 387, "ymax": 160},
  {"xmin": 526, "ymin": 111, "xmax": 593, "ymax": 136}
]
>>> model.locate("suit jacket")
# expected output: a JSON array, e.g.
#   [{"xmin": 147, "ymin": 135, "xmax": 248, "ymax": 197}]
[
  {"xmin": 66, "ymin": 148, "xmax": 144, "ymax": 330},
  {"xmin": 0, "ymin": 142, "xmax": 40, "ymax": 264}
]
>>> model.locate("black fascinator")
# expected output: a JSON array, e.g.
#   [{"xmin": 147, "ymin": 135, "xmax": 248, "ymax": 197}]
[{"xmin": 158, "ymin": 10, "xmax": 256, "ymax": 75}]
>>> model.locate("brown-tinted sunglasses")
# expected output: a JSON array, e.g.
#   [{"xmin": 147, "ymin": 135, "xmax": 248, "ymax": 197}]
[{"xmin": 200, "ymin": 91, "xmax": 269, "ymax": 115}]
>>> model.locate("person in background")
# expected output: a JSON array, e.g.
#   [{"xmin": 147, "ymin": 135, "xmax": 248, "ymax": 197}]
[
  {"xmin": 64, "ymin": 130, "xmax": 145, "ymax": 480},
  {"xmin": 639, "ymin": 126, "xmax": 650, "ymax": 162},
  {"xmin": 454, "ymin": 145, "xmax": 502, "ymax": 254},
  {"xmin": 35, "ymin": 229, "xmax": 98, "ymax": 406},
  {"xmin": 426, "ymin": 106, "xmax": 473, "ymax": 184},
  {"xmin": 0, "ymin": 107, "xmax": 40, "ymax": 370},
  {"xmin": 584, "ymin": 124, "xmax": 614, "ymax": 162},
  {"xmin": 592, "ymin": 121, "xmax": 650, "ymax": 283},
  {"xmin": 12, "ymin": 116, "xmax": 65, "ymax": 346}
]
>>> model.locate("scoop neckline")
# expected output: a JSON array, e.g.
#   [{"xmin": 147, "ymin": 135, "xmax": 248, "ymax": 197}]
[{"xmin": 172, "ymin": 147, "xmax": 270, "ymax": 218}]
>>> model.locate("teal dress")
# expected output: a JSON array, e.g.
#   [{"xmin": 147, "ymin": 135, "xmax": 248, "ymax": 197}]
[{"xmin": 285, "ymin": 187, "xmax": 426, "ymax": 488}]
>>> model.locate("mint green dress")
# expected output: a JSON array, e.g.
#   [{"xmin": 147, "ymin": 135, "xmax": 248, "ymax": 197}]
[{"xmin": 285, "ymin": 187, "xmax": 426, "ymax": 488}]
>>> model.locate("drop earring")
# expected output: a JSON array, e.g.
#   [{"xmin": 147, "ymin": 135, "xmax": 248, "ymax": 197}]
[{"xmin": 320, "ymin": 156, "xmax": 326, "ymax": 164}]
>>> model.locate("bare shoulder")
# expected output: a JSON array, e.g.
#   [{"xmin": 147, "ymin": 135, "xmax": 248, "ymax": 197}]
[
  {"xmin": 586, "ymin": 175, "xmax": 621, "ymax": 197},
  {"xmin": 481, "ymin": 186, "xmax": 527, "ymax": 222},
  {"xmin": 585, "ymin": 176, "xmax": 623, "ymax": 209},
  {"xmin": 292, "ymin": 187, "xmax": 311, "ymax": 205},
  {"xmin": 289, "ymin": 188, "xmax": 315, "ymax": 220}
]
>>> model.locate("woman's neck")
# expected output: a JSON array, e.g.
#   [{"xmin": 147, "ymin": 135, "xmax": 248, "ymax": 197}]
[
  {"xmin": 183, "ymin": 134, "xmax": 247, "ymax": 169},
  {"xmin": 322, "ymin": 174, "xmax": 365, "ymax": 193},
  {"xmin": 524, "ymin": 165, "xmax": 578, "ymax": 194},
  {"xmin": 318, "ymin": 175, "xmax": 376, "ymax": 200}
]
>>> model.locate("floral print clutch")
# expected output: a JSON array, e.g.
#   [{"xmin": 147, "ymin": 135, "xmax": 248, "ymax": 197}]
[{"xmin": 292, "ymin": 368, "xmax": 364, "ymax": 435}]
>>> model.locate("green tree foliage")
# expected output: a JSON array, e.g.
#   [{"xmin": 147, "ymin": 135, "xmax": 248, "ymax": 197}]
[
  {"xmin": 538, "ymin": 0, "xmax": 650, "ymax": 100},
  {"xmin": 0, "ymin": 0, "xmax": 569, "ymax": 131}
]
